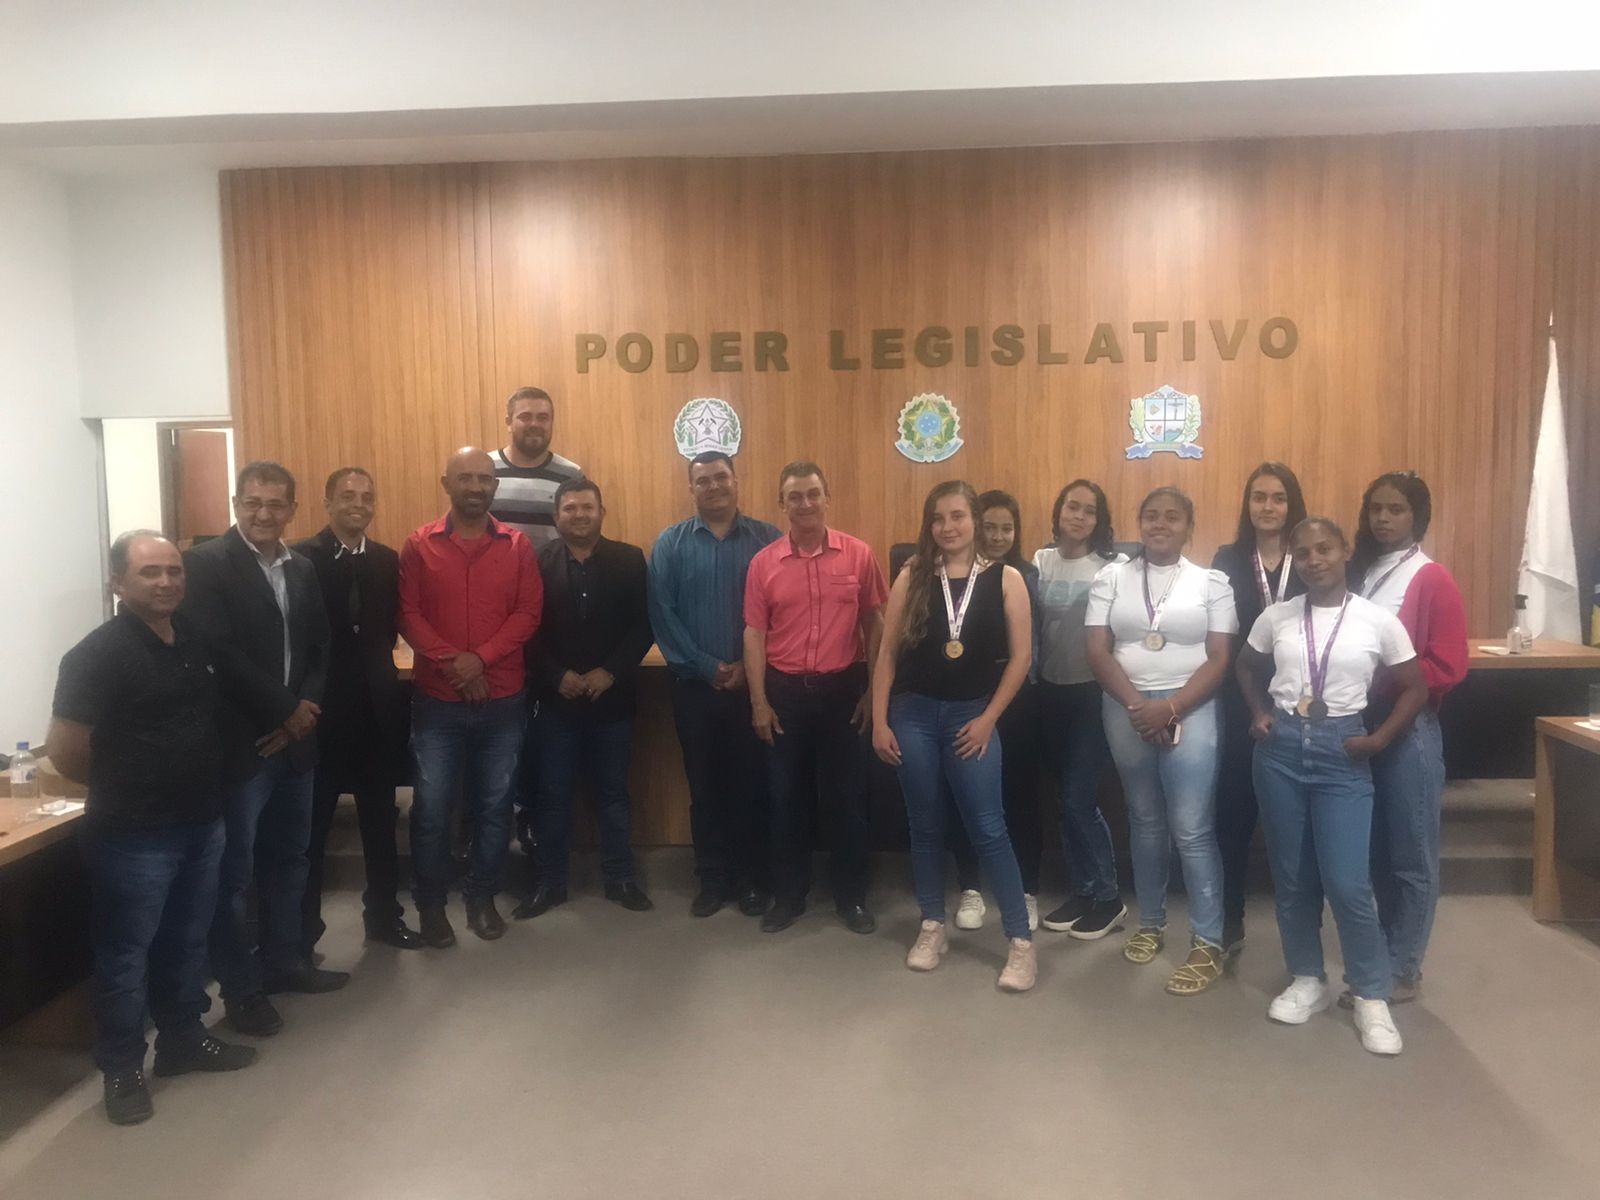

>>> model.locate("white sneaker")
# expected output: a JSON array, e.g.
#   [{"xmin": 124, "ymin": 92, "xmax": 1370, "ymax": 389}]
[
  {"xmin": 954, "ymin": 890, "xmax": 986, "ymax": 930},
  {"xmin": 1024, "ymin": 894, "xmax": 1039, "ymax": 932},
  {"xmin": 906, "ymin": 920, "xmax": 948, "ymax": 971},
  {"xmin": 1353, "ymin": 998, "xmax": 1403, "ymax": 1055},
  {"xmin": 1268, "ymin": 976, "xmax": 1331, "ymax": 1025}
]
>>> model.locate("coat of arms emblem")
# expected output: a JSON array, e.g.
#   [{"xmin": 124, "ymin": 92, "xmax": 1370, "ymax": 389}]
[
  {"xmin": 673, "ymin": 398, "xmax": 742, "ymax": 459},
  {"xmin": 895, "ymin": 392, "xmax": 964, "ymax": 463},
  {"xmin": 1125, "ymin": 385, "xmax": 1203, "ymax": 460}
]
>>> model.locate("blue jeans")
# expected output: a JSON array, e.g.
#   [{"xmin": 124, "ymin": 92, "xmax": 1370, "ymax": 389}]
[
  {"xmin": 1368, "ymin": 705, "xmax": 1444, "ymax": 981},
  {"xmin": 1253, "ymin": 711, "xmax": 1393, "ymax": 1000},
  {"xmin": 1039, "ymin": 680, "xmax": 1119, "ymax": 902},
  {"xmin": 211, "ymin": 753, "xmax": 315, "ymax": 999},
  {"xmin": 85, "ymin": 820, "xmax": 224, "ymax": 1074},
  {"xmin": 1102, "ymin": 690, "xmax": 1224, "ymax": 946},
  {"xmin": 410, "ymin": 691, "xmax": 525, "ymax": 906},
  {"xmin": 534, "ymin": 706, "xmax": 638, "ymax": 887},
  {"xmin": 891, "ymin": 692, "xmax": 1030, "ymax": 939}
]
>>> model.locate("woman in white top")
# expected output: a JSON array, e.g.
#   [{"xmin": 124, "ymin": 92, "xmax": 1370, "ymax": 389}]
[
  {"xmin": 1032, "ymin": 480, "xmax": 1128, "ymax": 941},
  {"xmin": 1236, "ymin": 517, "xmax": 1428, "ymax": 1056},
  {"xmin": 1085, "ymin": 487, "xmax": 1237, "ymax": 995}
]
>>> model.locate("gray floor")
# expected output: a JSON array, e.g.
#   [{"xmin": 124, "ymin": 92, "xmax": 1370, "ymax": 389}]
[{"xmin": 3, "ymin": 852, "xmax": 1600, "ymax": 1200}]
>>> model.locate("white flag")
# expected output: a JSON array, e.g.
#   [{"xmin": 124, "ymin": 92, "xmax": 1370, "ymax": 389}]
[{"xmin": 1517, "ymin": 328, "xmax": 1582, "ymax": 642}]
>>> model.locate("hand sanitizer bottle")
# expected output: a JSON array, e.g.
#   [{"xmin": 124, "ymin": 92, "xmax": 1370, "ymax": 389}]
[{"xmin": 1506, "ymin": 594, "xmax": 1532, "ymax": 655}]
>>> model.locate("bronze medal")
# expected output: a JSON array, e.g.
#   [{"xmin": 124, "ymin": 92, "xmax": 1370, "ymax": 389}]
[
  {"xmin": 1143, "ymin": 631, "xmax": 1166, "ymax": 652},
  {"xmin": 944, "ymin": 639, "xmax": 965, "ymax": 660}
]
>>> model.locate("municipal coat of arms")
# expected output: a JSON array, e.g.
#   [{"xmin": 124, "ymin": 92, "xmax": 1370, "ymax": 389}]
[
  {"xmin": 1125, "ymin": 385, "xmax": 1203, "ymax": 460},
  {"xmin": 895, "ymin": 392, "xmax": 963, "ymax": 463},
  {"xmin": 673, "ymin": 398, "xmax": 742, "ymax": 459}
]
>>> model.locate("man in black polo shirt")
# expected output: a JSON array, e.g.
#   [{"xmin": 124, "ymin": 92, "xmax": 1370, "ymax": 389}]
[
  {"xmin": 49, "ymin": 532, "xmax": 256, "ymax": 1126},
  {"xmin": 514, "ymin": 478, "xmax": 654, "ymax": 917}
]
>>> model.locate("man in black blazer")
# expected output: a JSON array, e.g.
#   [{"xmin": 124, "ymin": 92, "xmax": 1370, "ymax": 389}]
[
  {"xmin": 181, "ymin": 461, "xmax": 345, "ymax": 1039},
  {"xmin": 294, "ymin": 468, "xmax": 421, "ymax": 954},
  {"xmin": 514, "ymin": 478, "xmax": 655, "ymax": 918}
]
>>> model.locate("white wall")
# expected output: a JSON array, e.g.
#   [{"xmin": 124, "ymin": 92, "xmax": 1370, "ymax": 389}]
[
  {"xmin": 0, "ymin": 167, "xmax": 108, "ymax": 748},
  {"xmin": 101, "ymin": 418, "xmax": 164, "ymax": 537},
  {"xmin": 5, "ymin": 0, "xmax": 1600, "ymax": 123},
  {"xmin": 68, "ymin": 170, "xmax": 231, "ymax": 419}
]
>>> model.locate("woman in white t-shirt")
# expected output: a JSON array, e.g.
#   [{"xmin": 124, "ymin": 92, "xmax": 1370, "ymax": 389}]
[
  {"xmin": 1032, "ymin": 480, "xmax": 1128, "ymax": 941},
  {"xmin": 1236, "ymin": 517, "xmax": 1428, "ymax": 1056},
  {"xmin": 1085, "ymin": 487, "xmax": 1238, "ymax": 995}
]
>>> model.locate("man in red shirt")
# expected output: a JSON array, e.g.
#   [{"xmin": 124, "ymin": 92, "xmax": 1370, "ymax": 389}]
[
  {"xmin": 743, "ymin": 461, "xmax": 888, "ymax": 934},
  {"xmin": 399, "ymin": 447, "xmax": 542, "ymax": 946}
]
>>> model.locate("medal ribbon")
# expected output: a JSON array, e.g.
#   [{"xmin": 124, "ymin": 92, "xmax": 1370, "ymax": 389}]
[
  {"xmin": 939, "ymin": 557, "xmax": 984, "ymax": 645},
  {"xmin": 1302, "ymin": 595, "xmax": 1352, "ymax": 707},
  {"xmin": 1253, "ymin": 548, "xmax": 1289, "ymax": 608},
  {"xmin": 1142, "ymin": 559, "xmax": 1183, "ymax": 634},
  {"xmin": 1363, "ymin": 544, "xmax": 1419, "ymax": 600}
]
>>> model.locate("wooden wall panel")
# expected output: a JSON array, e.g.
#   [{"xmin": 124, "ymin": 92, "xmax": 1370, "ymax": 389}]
[{"xmin": 225, "ymin": 131, "xmax": 1600, "ymax": 645}]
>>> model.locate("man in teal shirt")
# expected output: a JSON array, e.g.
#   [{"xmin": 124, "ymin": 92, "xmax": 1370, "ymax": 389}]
[{"xmin": 648, "ymin": 452, "xmax": 780, "ymax": 917}]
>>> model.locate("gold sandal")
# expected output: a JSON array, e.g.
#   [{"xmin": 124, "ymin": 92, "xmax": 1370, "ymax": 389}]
[
  {"xmin": 1122, "ymin": 928, "xmax": 1164, "ymax": 964},
  {"xmin": 1166, "ymin": 943, "xmax": 1224, "ymax": 995}
]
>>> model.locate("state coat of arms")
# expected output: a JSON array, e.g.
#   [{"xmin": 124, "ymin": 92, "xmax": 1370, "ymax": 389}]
[
  {"xmin": 1125, "ymin": 385, "xmax": 1203, "ymax": 459},
  {"xmin": 895, "ymin": 392, "xmax": 964, "ymax": 463},
  {"xmin": 673, "ymin": 398, "xmax": 742, "ymax": 459}
]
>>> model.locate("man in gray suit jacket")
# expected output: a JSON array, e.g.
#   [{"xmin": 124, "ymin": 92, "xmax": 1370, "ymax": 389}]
[{"xmin": 181, "ymin": 461, "xmax": 343, "ymax": 1039}]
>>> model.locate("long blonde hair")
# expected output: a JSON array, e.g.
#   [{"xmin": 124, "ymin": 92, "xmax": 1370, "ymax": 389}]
[{"xmin": 899, "ymin": 480, "xmax": 981, "ymax": 656}]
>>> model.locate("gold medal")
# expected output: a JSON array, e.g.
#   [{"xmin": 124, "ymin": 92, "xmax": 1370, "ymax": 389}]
[
  {"xmin": 1296, "ymin": 694, "xmax": 1313, "ymax": 718},
  {"xmin": 944, "ymin": 639, "xmax": 965, "ymax": 660},
  {"xmin": 1143, "ymin": 631, "xmax": 1166, "ymax": 652}
]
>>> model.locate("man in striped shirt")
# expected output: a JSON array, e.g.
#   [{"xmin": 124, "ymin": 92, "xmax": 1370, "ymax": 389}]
[{"xmin": 492, "ymin": 385, "xmax": 583, "ymax": 855}]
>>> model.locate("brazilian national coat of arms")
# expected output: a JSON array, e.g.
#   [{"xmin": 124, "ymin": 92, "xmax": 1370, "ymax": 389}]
[
  {"xmin": 895, "ymin": 392, "xmax": 964, "ymax": 463},
  {"xmin": 673, "ymin": 398, "xmax": 742, "ymax": 460},
  {"xmin": 1125, "ymin": 385, "xmax": 1203, "ymax": 460}
]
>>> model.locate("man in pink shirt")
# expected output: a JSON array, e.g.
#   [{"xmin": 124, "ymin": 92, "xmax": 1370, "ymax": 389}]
[
  {"xmin": 743, "ymin": 461, "xmax": 888, "ymax": 934},
  {"xmin": 398, "ymin": 447, "xmax": 542, "ymax": 947}
]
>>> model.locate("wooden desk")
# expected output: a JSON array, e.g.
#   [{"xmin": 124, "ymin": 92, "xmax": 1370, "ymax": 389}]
[
  {"xmin": 1448, "ymin": 640, "xmax": 1600, "ymax": 778},
  {"xmin": 1469, "ymin": 640, "xmax": 1600, "ymax": 671},
  {"xmin": 1532, "ymin": 717, "xmax": 1600, "ymax": 921},
  {"xmin": 0, "ymin": 761, "xmax": 87, "ymax": 868}
]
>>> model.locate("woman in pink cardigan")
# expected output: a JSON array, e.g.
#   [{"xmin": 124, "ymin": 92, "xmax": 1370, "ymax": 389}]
[{"xmin": 1346, "ymin": 472, "xmax": 1468, "ymax": 1006}]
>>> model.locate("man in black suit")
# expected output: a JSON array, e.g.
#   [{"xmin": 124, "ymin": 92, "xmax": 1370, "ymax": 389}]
[
  {"xmin": 295, "ymin": 468, "xmax": 422, "ymax": 954},
  {"xmin": 514, "ymin": 478, "xmax": 655, "ymax": 918},
  {"xmin": 181, "ymin": 461, "xmax": 346, "ymax": 1039}
]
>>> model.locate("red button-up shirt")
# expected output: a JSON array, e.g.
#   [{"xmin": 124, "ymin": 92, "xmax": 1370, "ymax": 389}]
[
  {"xmin": 398, "ymin": 514, "xmax": 543, "ymax": 702},
  {"xmin": 743, "ymin": 528, "xmax": 888, "ymax": 675}
]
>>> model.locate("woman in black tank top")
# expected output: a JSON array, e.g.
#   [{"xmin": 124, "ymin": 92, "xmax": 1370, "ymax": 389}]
[{"xmin": 870, "ymin": 481, "xmax": 1038, "ymax": 992}]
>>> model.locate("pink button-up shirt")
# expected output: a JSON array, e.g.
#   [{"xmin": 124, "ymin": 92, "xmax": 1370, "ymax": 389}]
[{"xmin": 743, "ymin": 528, "xmax": 887, "ymax": 675}]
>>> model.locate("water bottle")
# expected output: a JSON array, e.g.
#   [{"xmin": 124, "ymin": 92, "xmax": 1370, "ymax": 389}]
[
  {"xmin": 1506, "ymin": 594, "xmax": 1533, "ymax": 655},
  {"xmin": 9, "ymin": 741, "xmax": 40, "ymax": 800}
]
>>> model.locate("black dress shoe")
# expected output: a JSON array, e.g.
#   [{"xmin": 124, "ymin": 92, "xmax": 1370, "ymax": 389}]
[
  {"xmin": 103, "ymin": 1069, "xmax": 153, "ymax": 1126},
  {"xmin": 737, "ymin": 888, "xmax": 772, "ymax": 917},
  {"xmin": 512, "ymin": 883, "xmax": 568, "ymax": 920},
  {"xmin": 365, "ymin": 917, "xmax": 425, "ymax": 950},
  {"xmin": 419, "ymin": 906, "xmax": 456, "ymax": 948},
  {"xmin": 605, "ymin": 881, "xmax": 654, "ymax": 911},
  {"xmin": 153, "ymin": 1035, "xmax": 257, "ymax": 1077},
  {"xmin": 263, "ymin": 963, "xmax": 351, "ymax": 995},
  {"xmin": 690, "ymin": 888, "xmax": 727, "ymax": 918},
  {"xmin": 223, "ymin": 994, "xmax": 284, "ymax": 1038},
  {"xmin": 466, "ymin": 896, "xmax": 507, "ymax": 940},
  {"xmin": 761, "ymin": 898, "xmax": 806, "ymax": 932},
  {"xmin": 837, "ymin": 903, "xmax": 877, "ymax": 935}
]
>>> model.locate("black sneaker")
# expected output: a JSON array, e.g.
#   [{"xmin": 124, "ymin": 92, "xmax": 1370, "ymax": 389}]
[
  {"xmin": 1042, "ymin": 895, "xmax": 1093, "ymax": 932},
  {"xmin": 103, "ymin": 1069, "xmax": 153, "ymax": 1126},
  {"xmin": 153, "ymin": 1035, "xmax": 257, "ymax": 1077},
  {"xmin": 1067, "ymin": 898, "xmax": 1127, "ymax": 941}
]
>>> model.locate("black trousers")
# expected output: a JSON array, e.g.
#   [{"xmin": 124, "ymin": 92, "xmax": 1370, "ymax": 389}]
[
  {"xmin": 1215, "ymin": 687, "xmax": 1259, "ymax": 933},
  {"xmin": 670, "ymin": 676, "xmax": 769, "ymax": 894},
  {"xmin": 303, "ymin": 761, "xmax": 403, "ymax": 953},
  {"xmin": 764, "ymin": 664, "xmax": 871, "ymax": 908},
  {"xmin": 951, "ymin": 680, "xmax": 1042, "ymax": 894}
]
